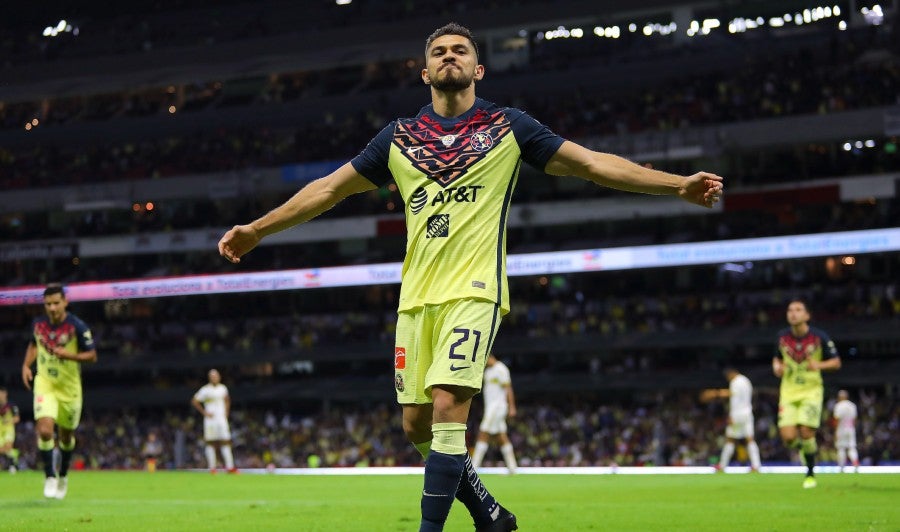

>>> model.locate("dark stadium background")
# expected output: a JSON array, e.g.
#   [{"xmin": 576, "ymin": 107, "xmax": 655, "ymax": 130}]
[{"xmin": 0, "ymin": 0, "xmax": 897, "ymax": 470}]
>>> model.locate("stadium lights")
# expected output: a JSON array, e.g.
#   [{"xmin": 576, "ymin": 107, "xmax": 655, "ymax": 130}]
[
  {"xmin": 42, "ymin": 19, "xmax": 78, "ymax": 38},
  {"xmin": 861, "ymin": 5, "xmax": 885, "ymax": 25},
  {"xmin": 593, "ymin": 26, "xmax": 621, "ymax": 39},
  {"xmin": 542, "ymin": 26, "xmax": 585, "ymax": 40},
  {"xmin": 335, "ymin": 0, "xmax": 352, "ymax": 4}
]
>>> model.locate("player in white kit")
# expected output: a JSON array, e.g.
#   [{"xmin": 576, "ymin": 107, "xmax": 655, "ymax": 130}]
[
  {"xmin": 471, "ymin": 354, "xmax": 517, "ymax": 473},
  {"xmin": 703, "ymin": 367, "xmax": 762, "ymax": 471},
  {"xmin": 191, "ymin": 369, "xmax": 237, "ymax": 473},
  {"xmin": 832, "ymin": 390, "xmax": 859, "ymax": 472}
]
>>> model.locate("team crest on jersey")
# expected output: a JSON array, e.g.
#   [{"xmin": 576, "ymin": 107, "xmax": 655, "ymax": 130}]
[
  {"xmin": 394, "ymin": 109, "xmax": 511, "ymax": 187},
  {"xmin": 395, "ymin": 373, "xmax": 405, "ymax": 392},
  {"xmin": 470, "ymin": 132, "xmax": 493, "ymax": 152}
]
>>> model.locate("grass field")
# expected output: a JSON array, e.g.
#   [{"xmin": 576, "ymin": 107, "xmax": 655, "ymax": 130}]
[{"xmin": 0, "ymin": 470, "xmax": 897, "ymax": 531}]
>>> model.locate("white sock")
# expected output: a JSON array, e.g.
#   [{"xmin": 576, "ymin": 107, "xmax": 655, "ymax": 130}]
[
  {"xmin": 848, "ymin": 448, "xmax": 859, "ymax": 466},
  {"xmin": 747, "ymin": 441, "xmax": 761, "ymax": 470},
  {"xmin": 221, "ymin": 445, "xmax": 235, "ymax": 469},
  {"xmin": 472, "ymin": 441, "xmax": 489, "ymax": 468},
  {"xmin": 837, "ymin": 448, "xmax": 847, "ymax": 467},
  {"xmin": 719, "ymin": 442, "xmax": 735, "ymax": 468},
  {"xmin": 500, "ymin": 442, "xmax": 517, "ymax": 473},
  {"xmin": 205, "ymin": 445, "xmax": 217, "ymax": 470}
]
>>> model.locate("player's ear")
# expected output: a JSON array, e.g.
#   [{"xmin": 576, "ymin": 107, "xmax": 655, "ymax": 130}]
[
  {"xmin": 422, "ymin": 69, "xmax": 431, "ymax": 85},
  {"xmin": 474, "ymin": 64, "xmax": 485, "ymax": 82}
]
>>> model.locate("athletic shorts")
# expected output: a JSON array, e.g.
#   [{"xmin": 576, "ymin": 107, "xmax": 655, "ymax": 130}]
[
  {"xmin": 479, "ymin": 402, "xmax": 509, "ymax": 435},
  {"xmin": 33, "ymin": 377, "xmax": 82, "ymax": 430},
  {"xmin": 835, "ymin": 428, "xmax": 857, "ymax": 449},
  {"xmin": 203, "ymin": 417, "xmax": 231, "ymax": 441},
  {"xmin": 394, "ymin": 299, "xmax": 501, "ymax": 404},
  {"xmin": 778, "ymin": 392, "xmax": 823, "ymax": 429},
  {"xmin": 725, "ymin": 413, "xmax": 755, "ymax": 440}
]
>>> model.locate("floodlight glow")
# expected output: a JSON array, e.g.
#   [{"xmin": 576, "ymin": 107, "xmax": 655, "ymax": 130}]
[
  {"xmin": 839, "ymin": 20, "xmax": 847, "ymax": 29},
  {"xmin": 571, "ymin": 28, "xmax": 584, "ymax": 38},
  {"xmin": 335, "ymin": 0, "xmax": 352, "ymax": 4},
  {"xmin": 834, "ymin": 5, "xmax": 841, "ymax": 15},
  {"xmin": 854, "ymin": 141, "xmax": 864, "ymax": 149},
  {"xmin": 643, "ymin": 25, "xmax": 653, "ymax": 36},
  {"xmin": 43, "ymin": 26, "xmax": 52, "ymax": 36},
  {"xmin": 629, "ymin": 23, "xmax": 637, "ymax": 32},
  {"xmin": 769, "ymin": 17, "xmax": 785, "ymax": 27},
  {"xmin": 865, "ymin": 140, "xmax": 876, "ymax": 148},
  {"xmin": 843, "ymin": 142, "xmax": 852, "ymax": 151},
  {"xmin": 56, "ymin": 20, "xmax": 66, "ymax": 32}
]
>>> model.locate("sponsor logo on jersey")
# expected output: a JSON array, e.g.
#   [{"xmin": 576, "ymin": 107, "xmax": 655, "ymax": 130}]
[
  {"xmin": 394, "ymin": 347, "xmax": 406, "ymax": 370},
  {"xmin": 429, "ymin": 185, "xmax": 484, "ymax": 206},
  {"xmin": 426, "ymin": 215, "xmax": 450, "ymax": 238},
  {"xmin": 394, "ymin": 373, "xmax": 405, "ymax": 392},
  {"xmin": 410, "ymin": 187, "xmax": 428, "ymax": 214}
]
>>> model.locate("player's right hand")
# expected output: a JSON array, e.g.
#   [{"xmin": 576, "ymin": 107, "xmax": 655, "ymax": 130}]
[
  {"xmin": 218, "ymin": 224, "xmax": 261, "ymax": 264},
  {"xmin": 22, "ymin": 365, "xmax": 33, "ymax": 390}
]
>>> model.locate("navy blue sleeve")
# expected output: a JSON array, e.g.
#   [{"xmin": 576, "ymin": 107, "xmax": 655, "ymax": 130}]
[
  {"xmin": 350, "ymin": 122, "xmax": 396, "ymax": 187},
  {"xmin": 773, "ymin": 329, "xmax": 788, "ymax": 359},
  {"xmin": 813, "ymin": 327, "xmax": 839, "ymax": 359},
  {"xmin": 506, "ymin": 108, "xmax": 565, "ymax": 171},
  {"xmin": 72, "ymin": 315, "xmax": 96, "ymax": 351}
]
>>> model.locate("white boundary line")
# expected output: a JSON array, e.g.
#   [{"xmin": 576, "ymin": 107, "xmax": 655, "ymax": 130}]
[{"xmin": 223, "ymin": 465, "xmax": 900, "ymax": 476}]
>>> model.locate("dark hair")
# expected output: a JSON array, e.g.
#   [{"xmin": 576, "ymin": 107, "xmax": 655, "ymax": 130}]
[
  {"xmin": 0, "ymin": 385, "xmax": 6, "ymax": 392},
  {"xmin": 788, "ymin": 298, "xmax": 809, "ymax": 311},
  {"xmin": 43, "ymin": 284, "xmax": 66, "ymax": 298},
  {"xmin": 425, "ymin": 22, "xmax": 479, "ymax": 59}
]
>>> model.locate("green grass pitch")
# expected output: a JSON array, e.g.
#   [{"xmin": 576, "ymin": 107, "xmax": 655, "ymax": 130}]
[{"xmin": 0, "ymin": 471, "xmax": 897, "ymax": 531}]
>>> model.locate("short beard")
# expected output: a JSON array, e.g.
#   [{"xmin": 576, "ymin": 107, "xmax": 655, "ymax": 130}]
[{"xmin": 430, "ymin": 71, "xmax": 473, "ymax": 92}]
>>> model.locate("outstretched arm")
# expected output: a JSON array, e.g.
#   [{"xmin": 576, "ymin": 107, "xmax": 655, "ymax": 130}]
[
  {"xmin": 218, "ymin": 163, "xmax": 377, "ymax": 263},
  {"xmin": 544, "ymin": 141, "xmax": 723, "ymax": 208}
]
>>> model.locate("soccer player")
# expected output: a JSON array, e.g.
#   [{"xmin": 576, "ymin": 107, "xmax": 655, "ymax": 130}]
[
  {"xmin": 191, "ymin": 369, "xmax": 237, "ymax": 473},
  {"xmin": 218, "ymin": 23, "xmax": 723, "ymax": 531},
  {"xmin": 471, "ymin": 354, "xmax": 517, "ymax": 474},
  {"xmin": 772, "ymin": 299, "xmax": 841, "ymax": 488},
  {"xmin": 702, "ymin": 367, "xmax": 761, "ymax": 472},
  {"xmin": 21, "ymin": 284, "xmax": 98, "ymax": 499},
  {"xmin": 832, "ymin": 389, "xmax": 859, "ymax": 472},
  {"xmin": 0, "ymin": 386, "xmax": 21, "ymax": 473}
]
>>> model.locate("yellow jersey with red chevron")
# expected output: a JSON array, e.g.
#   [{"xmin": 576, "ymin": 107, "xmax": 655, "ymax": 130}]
[
  {"xmin": 31, "ymin": 313, "xmax": 95, "ymax": 399},
  {"xmin": 351, "ymin": 98, "xmax": 564, "ymax": 313},
  {"xmin": 775, "ymin": 326, "xmax": 839, "ymax": 402}
]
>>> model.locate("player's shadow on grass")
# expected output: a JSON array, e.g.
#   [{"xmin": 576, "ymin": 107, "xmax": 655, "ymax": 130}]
[{"xmin": 0, "ymin": 500, "xmax": 64, "ymax": 509}]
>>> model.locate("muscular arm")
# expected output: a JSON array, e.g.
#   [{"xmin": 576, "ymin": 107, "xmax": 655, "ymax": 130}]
[
  {"xmin": 772, "ymin": 357, "xmax": 784, "ymax": 378},
  {"xmin": 544, "ymin": 141, "xmax": 723, "ymax": 208},
  {"xmin": 505, "ymin": 384, "xmax": 517, "ymax": 418},
  {"xmin": 22, "ymin": 343, "xmax": 37, "ymax": 390},
  {"xmin": 219, "ymin": 164, "xmax": 376, "ymax": 263},
  {"xmin": 808, "ymin": 356, "xmax": 842, "ymax": 371},
  {"xmin": 51, "ymin": 345, "xmax": 97, "ymax": 364},
  {"xmin": 191, "ymin": 398, "xmax": 208, "ymax": 417}
]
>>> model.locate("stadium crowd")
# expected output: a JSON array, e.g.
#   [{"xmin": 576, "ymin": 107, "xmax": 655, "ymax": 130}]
[
  {"xmin": 5, "ymin": 389, "xmax": 898, "ymax": 472},
  {"xmin": 0, "ymin": 48, "xmax": 900, "ymax": 193}
]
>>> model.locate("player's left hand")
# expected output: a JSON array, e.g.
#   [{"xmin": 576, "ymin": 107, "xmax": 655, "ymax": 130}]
[
  {"xmin": 679, "ymin": 172, "xmax": 723, "ymax": 208},
  {"xmin": 805, "ymin": 359, "xmax": 821, "ymax": 371},
  {"xmin": 218, "ymin": 224, "xmax": 261, "ymax": 264}
]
